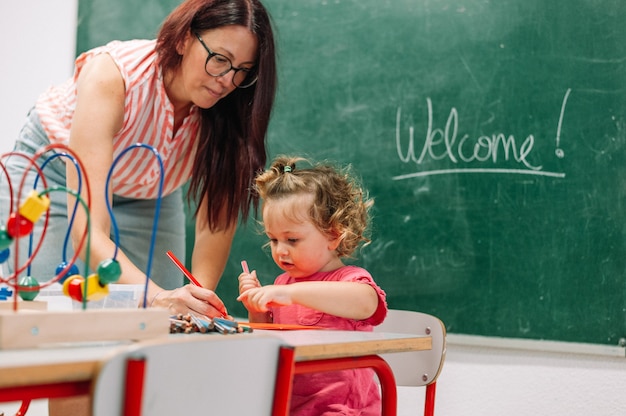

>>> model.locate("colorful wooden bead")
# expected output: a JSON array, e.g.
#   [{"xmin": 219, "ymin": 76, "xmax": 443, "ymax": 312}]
[
  {"xmin": 97, "ymin": 258, "xmax": 121, "ymax": 284},
  {"xmin": 83, "ymin": 274, "xmax": 109, "ymax": 301},
  {"xmin": 63, "ymin": 275, "xmax": 84, "ymax": 301},
  {"xmin": 0, "ymin": 227, "xmax": 13, "ymax": 251},
  {"xmin": 0, "ymin": 287, "xmax": 13, "ymax": 300},
  {"xmin": 62, "ymin": 274, "xmax": 110, "ymax": 303},
  {"xmin": 6, "ymin": 212, "xmax": 34, "ymax": 238},
  {"xmin": 0, "ymin": 248, "xmax": 9, "ymax": 264},
  {"xmin": 17, "ymin": 275, "xmax": 40, "ymax": 301},
  {"xmin": 55, "ymin": 261, "xmax": 80, "ymax": 284},
  {"xmin": 19, "ymin": 190, "xmax": 50, "ymax": 224}
]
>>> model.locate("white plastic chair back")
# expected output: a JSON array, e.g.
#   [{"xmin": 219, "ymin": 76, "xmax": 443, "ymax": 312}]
[
  {"xmin": 374, "ymin": 309, "xmax": 446, "ymax": 415},
  {"xmin": 92, "ymin": 334, "xmax": 288, "ymax": 416}
]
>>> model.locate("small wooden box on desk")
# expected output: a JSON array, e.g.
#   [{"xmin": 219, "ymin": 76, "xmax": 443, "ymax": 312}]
[{"xmin": 0, "ymin": 308, "xmax": 170, "ymax": 350}]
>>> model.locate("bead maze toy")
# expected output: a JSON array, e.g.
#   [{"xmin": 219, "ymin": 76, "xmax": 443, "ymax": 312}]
[{"xmin": 0, "ymin": 143, "xmax": 169, "ymax": 349}]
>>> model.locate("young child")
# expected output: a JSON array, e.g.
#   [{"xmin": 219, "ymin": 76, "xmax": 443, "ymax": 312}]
[{"xmin": 237, "ymin": 156, "xmax": 388, "ymax": 415}]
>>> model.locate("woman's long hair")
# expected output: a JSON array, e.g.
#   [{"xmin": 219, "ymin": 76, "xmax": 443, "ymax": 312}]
[{"xmin": 156, "ymin": 0, "xmax": 277, "ymax": 231}]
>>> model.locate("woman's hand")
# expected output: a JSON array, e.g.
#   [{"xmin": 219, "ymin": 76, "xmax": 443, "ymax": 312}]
[{"xmin": 150, "ymin": 284, "xmax": 229, "ymax": 318}]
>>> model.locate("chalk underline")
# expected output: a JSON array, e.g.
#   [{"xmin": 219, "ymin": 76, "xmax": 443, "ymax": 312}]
[{"xmin": 392, "ymin": 168, "xmax": 566, "ymax": 180}]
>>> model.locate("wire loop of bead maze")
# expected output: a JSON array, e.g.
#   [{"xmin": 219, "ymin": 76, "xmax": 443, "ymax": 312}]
[{"xmin": 0, "ymin": 143, "xmax": 170, "ymax": 350}]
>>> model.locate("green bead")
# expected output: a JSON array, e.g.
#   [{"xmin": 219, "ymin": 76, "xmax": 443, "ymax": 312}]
[
  {"xmin": 17, "ymin": 275, "xmax": 40, "ymax": 301},
  {"xmin": 97, "ymin": 258, "xmax": 122, "ymax": 284},
  {"xmin": 0, "ymin": 227, "xmax": 13, "ymax": 251}
]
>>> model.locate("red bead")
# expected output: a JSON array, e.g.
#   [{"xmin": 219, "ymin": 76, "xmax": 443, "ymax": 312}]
[
  {"xmin": 64, "ymin": 276, "xmax": 85, "ymax": 302},
  {"xmin": 6, "ymin": 212, "xmax": 34, "ymax": 238}
]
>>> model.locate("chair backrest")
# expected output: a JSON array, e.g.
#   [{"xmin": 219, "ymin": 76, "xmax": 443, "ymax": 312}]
[
  {"xmin": 374, "ymin": 309, "xmax": 446, "ymax": 386},
  {"xmin": 92, "ymin": 334, "xmax": 289, "ymax": 416}
]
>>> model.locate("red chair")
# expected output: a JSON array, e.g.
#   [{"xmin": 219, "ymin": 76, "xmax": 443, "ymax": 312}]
[{"xmin": 374, "ymin": 310, "xmax": 447, "ymax": 416}]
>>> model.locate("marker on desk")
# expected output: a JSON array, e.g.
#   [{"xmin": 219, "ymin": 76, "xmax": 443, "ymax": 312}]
[{"xmin": 165, "ymin": 250, "xmax": 228, "ymax": 317}]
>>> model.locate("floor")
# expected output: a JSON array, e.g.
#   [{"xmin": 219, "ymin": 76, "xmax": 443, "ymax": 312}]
[{"xmin": 2, "ymin": 400, "xmax": 47, "ymax": 416}]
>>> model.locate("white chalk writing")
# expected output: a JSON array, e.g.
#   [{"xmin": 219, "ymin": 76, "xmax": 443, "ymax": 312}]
[{"xmin": 393, "ymin": 89, "xmax": 571, "ymax": 180}]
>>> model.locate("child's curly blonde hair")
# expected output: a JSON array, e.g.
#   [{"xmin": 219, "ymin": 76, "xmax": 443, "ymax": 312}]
[{"xmin": 254, "ymin": 156, "xmax": 374, "ymax": 258}]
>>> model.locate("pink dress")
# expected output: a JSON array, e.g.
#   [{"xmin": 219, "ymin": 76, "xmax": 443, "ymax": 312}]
[{"xmin": 270, "ymin": 266, "xmax": 388, "ymax": 415}]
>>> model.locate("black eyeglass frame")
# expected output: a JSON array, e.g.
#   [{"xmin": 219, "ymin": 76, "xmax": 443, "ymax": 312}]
[{"xmin": 193, "ymin": 31, "xmax": 258, "ymax": 88}]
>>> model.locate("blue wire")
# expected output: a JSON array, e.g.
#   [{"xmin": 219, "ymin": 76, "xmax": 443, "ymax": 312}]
[
  {"xmin": 27, "ymin": 152, "xmax": 82, "ymax": 276},
  {"xmin": 106, "ymin": 144, "xmax": 164, "ymax": 308}
]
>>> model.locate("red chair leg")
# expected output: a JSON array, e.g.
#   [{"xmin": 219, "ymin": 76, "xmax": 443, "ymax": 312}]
[
  {"xmin": 123, "ymin": 356, "xmax": 146, "ymax": 416},
  {"xmin": 294, "ymin": 355, "xmax": 397, "ymax": 416},
  {"xmin": 15, "ymin": 399, "xmax": 31, "ymax": 416},
  {"xmin": 424, "ymin": 382, "xmax": 437, "ymax": 416},
  {"xmin": 272, "ymin": 346, "xmax": 295, "ymax": 416}
]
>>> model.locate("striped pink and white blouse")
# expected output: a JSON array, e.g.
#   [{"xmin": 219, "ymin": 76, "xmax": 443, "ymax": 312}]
[{"xmin": 35, "ymin": 39, "xmax": 200, "ymax": 199}]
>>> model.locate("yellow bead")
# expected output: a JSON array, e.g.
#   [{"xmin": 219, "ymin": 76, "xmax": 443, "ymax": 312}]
[
  {"xmin": 19, "ymin": 190, "xmax": 50, "ymax": 224},
  {"xmin": 84, "ymin": 274, "xmax": 109, "ymax": 301}
]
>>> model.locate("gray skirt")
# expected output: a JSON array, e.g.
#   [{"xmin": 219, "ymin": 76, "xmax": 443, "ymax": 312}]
[{"xmin": 0, "ymin": 108, "xmax": 186, "ymax": 290}]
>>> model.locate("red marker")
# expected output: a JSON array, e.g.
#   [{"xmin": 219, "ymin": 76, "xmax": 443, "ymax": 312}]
[
  {"xmin": 241, "ymin": 260, "xmax": 250, "ymax": 274},
  {"xmin": 166, "ymin": 250, "xmax": 202, "ymax": 287},
  {"xmin": 166, "ymin": 250, "xmax": 227, "ymax": 317}
]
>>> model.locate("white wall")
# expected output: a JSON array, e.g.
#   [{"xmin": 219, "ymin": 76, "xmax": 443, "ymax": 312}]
[
  {"xmin": 0, "ymin": 0, "xmax": 77, "ymax": 155},
  {"xmin": 1, "ymin": 2, "xmax": 625, "ymax": 416},
  {"xmin": 0, "ymin": 2, "xmax": 78, "ymax": 415},
  {"xmin": 434, "ymin": 340, "xmax": 626, "ymax": 416}
]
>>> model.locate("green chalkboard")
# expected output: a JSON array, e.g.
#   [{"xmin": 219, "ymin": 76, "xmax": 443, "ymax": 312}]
[{"xmin": 77, "ymin": 0, "xmax": 626, "ymax": 345}]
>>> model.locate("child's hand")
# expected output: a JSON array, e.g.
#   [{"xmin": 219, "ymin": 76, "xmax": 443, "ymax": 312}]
[
  {"xmin": 236, "ymin": 285, "xmax": 292, "ymax": 312},
  {"xmin": 238, "ymin": 270, "xmax": 261, "ymax": 295},
  {"xmin": 237, "ymin": 270, "xmax": 263, "ymax": 312}
]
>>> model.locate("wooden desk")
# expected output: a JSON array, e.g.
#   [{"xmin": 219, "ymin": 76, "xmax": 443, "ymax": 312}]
[
  {"xmin": 0, "ymin": 330, "xmax": 431, "ymax": 416},
  {"xmin": 0, "ymin": 343, "xmax": 128, "ymax": 416},
  {"xmin": 0, "ymin": 342, "xmax": 130, "ymax": 402},
  {"xmin": 260, "ymin": 329, "xmax": 432, "ymax": 416},
  {"xmin": 262, "ymin": 329, "xmax": 431, "ymax": 360}
]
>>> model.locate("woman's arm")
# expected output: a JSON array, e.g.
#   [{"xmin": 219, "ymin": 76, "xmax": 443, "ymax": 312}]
[
  {"xmin": 67, "ymin": 54, "xmax": 234, "ymax": 317},
  {"xmin": 67, "ymin": 54, "xmax": 228, "ymax": 318},
  {"xmin": 68, "ymin": 54, "xmax": 162, "ymax": 300},
  {"xmin": 190, "ymin": 194, "xmax": 236, "ymax": 290}
]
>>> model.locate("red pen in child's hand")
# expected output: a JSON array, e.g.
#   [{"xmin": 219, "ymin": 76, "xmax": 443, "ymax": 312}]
[
  {"xmin": 241, "ymin": 260, "xmax": 249, "ymax": 274},
  {"xmin": 166, "ymin": 250, "xmax": 228, "ymax": 317}
]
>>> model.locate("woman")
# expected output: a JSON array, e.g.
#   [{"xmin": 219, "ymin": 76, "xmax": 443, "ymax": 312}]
[{"xmin": 0, "ymin": 0, "xmax": 276, "ymax": 318}]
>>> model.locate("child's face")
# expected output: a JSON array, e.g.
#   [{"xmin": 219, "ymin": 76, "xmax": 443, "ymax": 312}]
[{"xmin": 262, "ymin": 194, "xmax": 342, "ymax": 278}]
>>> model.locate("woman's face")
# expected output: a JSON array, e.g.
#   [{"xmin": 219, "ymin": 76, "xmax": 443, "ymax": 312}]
[{"xmin": 177, "ymin": 25, "xmax": 257, "ymax": 109}]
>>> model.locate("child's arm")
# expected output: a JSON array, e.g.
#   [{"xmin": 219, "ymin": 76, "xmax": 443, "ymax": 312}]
[
  {"xmin": 237, "ymin": 281, "xmax": 379, "ymax": 320},
  {"xmin": 237, "ymin": 270, "xmax": 272, "ymax": 323}
]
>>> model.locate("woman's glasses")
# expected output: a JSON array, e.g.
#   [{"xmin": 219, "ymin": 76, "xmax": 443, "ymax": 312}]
[{"xmin": 194, "ymin": 32, "xmax": 257, "ymax": 88}]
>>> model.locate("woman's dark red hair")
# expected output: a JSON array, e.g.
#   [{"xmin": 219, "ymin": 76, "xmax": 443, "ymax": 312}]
[{"xmin": 156, "ymin": 0, "xmax": 277, "ymax": 231}]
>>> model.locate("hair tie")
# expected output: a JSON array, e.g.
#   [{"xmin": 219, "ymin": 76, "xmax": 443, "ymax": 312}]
[{"xmin": 284, "ymin": 165, "xmax": 292, "ymax": 173}]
